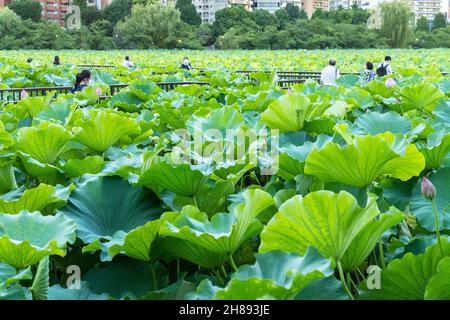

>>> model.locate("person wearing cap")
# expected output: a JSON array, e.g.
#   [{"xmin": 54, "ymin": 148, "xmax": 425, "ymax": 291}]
[{"xmin": 320, "ymin": 59, "xmax": 340, "ymax": 86}]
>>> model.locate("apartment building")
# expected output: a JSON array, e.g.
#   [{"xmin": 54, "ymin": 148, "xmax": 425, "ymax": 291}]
[
  {"xmin": 302, "ymin": 0, "xmax": 329, "ymax": 17},
  {"xmin": 413, "ymin": 0, "xmax": 442, "ymax": 20},
  {"xmin": 329, "ymin": 0, "xmax": 361, "ymax": 9},
  {"xmin": 193, "ymin": 0, "xmax": 227, "ymax": 22},
  {"xmin": 38, "ymin": 0, "xmax": 70, "ymax": 26}
]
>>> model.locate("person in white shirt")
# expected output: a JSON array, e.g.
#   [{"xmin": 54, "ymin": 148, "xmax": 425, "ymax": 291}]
[
  {"xmin": 122, "ymin": 56, "xmax": 133, "ymax": 68},
  {"xmin": 376, "ymin": 56, "xmax": 393, "ymax": 76},
  {"xmin": 320, "ymin": 59, "xmax": 340, "ymax": 86}
]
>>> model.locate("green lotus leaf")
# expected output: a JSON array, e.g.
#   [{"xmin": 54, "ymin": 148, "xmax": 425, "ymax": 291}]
[
  {"xmin": 73, "ymin": 85, "xmax": 106, "ymax": 106},
  {"xmin": 278, "ymin": 135, "xmax": 332, "ymax": 181},
  {"xmin": 0, "ymin": 163, "xmax": 17, "ymax": 194},
  {"xmin": 17, "ymin": 121, "xmax": 73, "ymax": 164},
  {"xmin": 15, "ymin": 95, "xmax": 53, "ymax": 118},
  {"xmin": 361, "ymin": 238, "xmax": 450, "ymax": 300},
  {"xmin": 345, "ymin": 89, "xmax": 375, "ymax": 110},
  {"xmin": 109, "ymin": 91, "xmax": 144, "ymax": 112},
  {"xmin": 411, "ymin": 168, "xmax": 450, "ymax": 231},
  {"xmin": 153, "ymin": 235, "xmax": 228, "ymax": 269},
  {"xmin": 424, "ymin": 257, "xmax": 450, "ymax": 299},
  {"xmin": 398, "ymin": 82, "xmax": 445, "ymax": 112},
  {"xmin": 0, "ymin": 121, "xmax": 13, "ymax": 147},
  {"xmin": 73, "ymin": 109, "xmax": 141, "ymax": 152},
  {"xmin": 92, "ymin": 71, "xmax": 118, "ymax": 85},
  {"xmin": 365, "ymin": 80, "xmax": 394, "ymax": 98},
  {"xmin": 351, "ymin": 111, "xmax": 412, "ymax": 135},
  {"xmin": 304, "ymin": 133, "xmax": 425, "ymax": 187},
  {"xmin": 161, "ymin": 189, "xmax": 273, "ymax": 255},
  {"xmin": 294, "ymin": 276, "xmax": 348, "ymax": 300},
  {"xmin": 419, "ymin": 131, "xmax": 450, "ymax": 169},
  {"xmin": 128, "ymin": 80, "xmax": 162, "ymax": 101},
  {"xmin": 0, "ymin": 183, "xmax": 73, "ymax": 215},
  {"xmin": 83, "ymin": 258, "xmax": 168, "ymax": 299},
  {"xmin": 100, "ymin": 214, "xmax": 177, "ymax": 262},
  {"xmin": 217, "ymin": 248, "xmax": 333, "ymax": 299},
  {"xmin": 17, "ymin": 151, "xmax": 62, "ymax": 178},
  {"xmin": 139, "ymin": 156, "xmax": 211, "ymax": 197},
  {"xmin": 162, "ymin": 181, "xmax": 235, "ymax": 216},
  {"xmin": 0, "ymin": 283, "xmax": 30, "ymax": 300},
  {"xmin": 323, "ymin": 101, "xmax": 348, "ymax": 118},
  {"xmin": 341, "ymin": 208, "xmax": 405, "ymax": 271},
  {"xmin": 0, "ymin": 263, "xmax": 32, "ymax": 288},
  {"xmin": 59, "ymin": 156, "xmax": 105, "ymax": 178},
  {"xmin": 187, "ymin": 107, "xmax": 245, "ymax": 137},
  {"xmin": 48, "ymin": 281, "xmax": 109, "ymax": 300},
  {"xmin": 261, "ymin": 93, "xmax": 312, "ymax": 132},
  {"xmin": 31, "ymin": 256, "xmax": 49, "ymax": 300},
  {"xmin": 36, "ymin": 100, "xmax": 73, "ymax": 124},
  {"xmin": 59, "ymin": 176, "xmax": 163, "ymax": 246},
  {"xmin": 260, "ymin": 190, "xmax": 381, "ymax": 264},
  {"xmin": 0, "ymin": 211, "xmax": 76, "ymax": 269},
  {"xmin": 142, "ymin": 278, "xmax": 197, "ymax": 300}
]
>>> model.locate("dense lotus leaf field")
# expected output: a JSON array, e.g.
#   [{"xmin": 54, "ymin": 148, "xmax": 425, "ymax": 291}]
[{"xmin": 0, "ymin": 49, "xmax": 448, "ymax": 300}]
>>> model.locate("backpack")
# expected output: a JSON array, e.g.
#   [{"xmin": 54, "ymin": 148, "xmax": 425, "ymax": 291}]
[{"xmin": 376, "ymin": 64, "xmax": 387, "ymax": 77}]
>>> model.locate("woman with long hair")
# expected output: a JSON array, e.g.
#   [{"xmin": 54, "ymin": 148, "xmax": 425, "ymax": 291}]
[{"xmin": 71, "ymin": 70, "xmax": 91, "ymax": 93}]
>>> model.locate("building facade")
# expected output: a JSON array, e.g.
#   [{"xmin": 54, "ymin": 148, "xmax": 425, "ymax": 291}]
[
  {"xmin": 38, "ymin": 0, "xmax": 69, "ymax": 26},
  {"xmin": 329, "ymin": 0, "xmax": 361, "ymax": 9},
  {"xmin": 413, "ymin": 0, "xmax": 442, "ymax": 20},
  {"xmin": 193, "ymin": 0, "xmax": 227, "ymax": 23},
  {"xmin": 302, "ymin": 0, "xmax": 329, "ymax": 17}
]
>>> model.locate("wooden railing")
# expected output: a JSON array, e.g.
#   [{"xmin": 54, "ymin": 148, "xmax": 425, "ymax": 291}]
[
  {"xmin": 0, "ymin": 81, "xmax": 211, "ymax": 102},
  {"xmin": 77, "ymin": 64, "xmax": 115, "ymax": 69}
]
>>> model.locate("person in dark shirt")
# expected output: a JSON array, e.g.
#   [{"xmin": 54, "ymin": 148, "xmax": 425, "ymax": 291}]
[
  {"xmin": 53, "ymin": 56, "xmax": 61, "ymax": 65},
  {"xmin": 180, "ymin": 57, "xmax": 192, "ymax": 70},
  {"xmin": 71, "ymin": 70, "xmax": 91, "ymax": 93}
]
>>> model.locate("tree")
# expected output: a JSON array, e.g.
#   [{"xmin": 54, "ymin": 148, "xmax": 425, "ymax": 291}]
[
  {"xmin": 416, "ymin": 16, "xmax": 429, "ymax": 31},
  {"xmin": 105, "ymin": 0, "xmax": 132, "ymax": 26},
  {"xmin": 114, "ymin": 4, "xmax": 182, "ymax": 48},
  {"xmin": 8, "ymin": 0, "xmax": 42, "ymax": 22},
  {"xmin": 212, "ymin": 6, "xmax": 255, "ymax": 37},
  {"xmin": 432, "ymin": 13, "xmax": 447, "ymax": 30},
  {"xmin": 285, "ymin": 3, "xmax": 300, "ymax": 21},
  {"xmin": 311, "ymin": 8, "xmax": 325, "ymax": 20},
  {"xmin": 253, "ymin": 9, "xmax": 277, "ymax": 30},
  {"xmin": 298, "ymin": 9, "xmax": 308, "ymax": 20},
  {"xmin": 175, "ymin": 0, "xmax": 201, "ymax": 26},
  {"xmin": 380, "ymin": 0, "xmax": 414, "ymax": 48},
  {"xmin": 72, "ymin": 0, "xmax": 104, "ymax": 26}
]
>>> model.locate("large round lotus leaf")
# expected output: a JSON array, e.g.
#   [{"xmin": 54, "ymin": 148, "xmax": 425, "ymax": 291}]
[
  {"xmin": 411, "ymin": 168, "xmax": 450, "ymax": 231},
  {"xmin": 0, "ymin": 211, "xmax": 76, "ymax": 269},
  {"xmin": 59, "ymin": 176, "xmax": 163, "ymax": 243},
  {"xmin": 352, "ymin": 111, "xmax": 412, "ymax": 135}
]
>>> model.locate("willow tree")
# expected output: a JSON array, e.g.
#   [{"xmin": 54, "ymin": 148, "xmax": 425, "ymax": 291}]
[{"xmin": 380, "ymin": 0, "xmax": 414, "ymax": 48}]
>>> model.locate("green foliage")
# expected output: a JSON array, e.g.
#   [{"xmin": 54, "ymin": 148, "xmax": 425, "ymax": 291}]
[
  {"xmin": 380, "ymin": 0, "xmax": 414, "ymax": 48},
  {"xmin": 114, "ymin": 4, "xmax": 182, "ymax": 49},
  {"xmin": 175, "ymin": 0, "xmax": 201, "ymax": 26},
  {"xmin": 432, "ymin": 13, "xmax": 447, "ymax": 30},
  {"xmin": 7, "ymin": 0, "xmax": 42, "ymax": 22}
]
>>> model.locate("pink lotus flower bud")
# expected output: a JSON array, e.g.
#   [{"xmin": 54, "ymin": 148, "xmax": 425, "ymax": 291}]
[
  {"xmin": 21, "ymin": 89, "xmax": 28, "ymax": 99},
  {"xmin": 385, "ymin": 78, "xmax": 396, "ymax": 89},
  {"xmin": 421, "ymin": 176, "xmax": 436, "ymax": 200},
  {"xmin": 95, "ymin": 87, "xmax": 102, "ymax": 96}
]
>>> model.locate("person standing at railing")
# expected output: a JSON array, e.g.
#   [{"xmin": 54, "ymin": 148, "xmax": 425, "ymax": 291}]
[
  {"xmin": 360, "ymin": 62, "xmax": 376, "ymax": 85},
  {"xmin": 180, "ymin": 57, "xmax": 192, "ymax": 70},
  {"xmin": 71, "ymin": 70, "xmax": 91, "ymax": 93},
  {"xmin": 122, "ymin": 56, "xmax": 133, "ymax": 68},
  {"xmin": 320, "ymin": 59, "xmax": 340, "ymax": 86},
  {"xmin": 376, "ymin": 56, "xmax": 393, "ymax": 77}
]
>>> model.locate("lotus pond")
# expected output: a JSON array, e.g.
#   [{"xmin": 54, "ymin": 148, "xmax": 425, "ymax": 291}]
[{"xmin": 0, "ymin": 49, "xmax": 449, "ymax": 300}]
